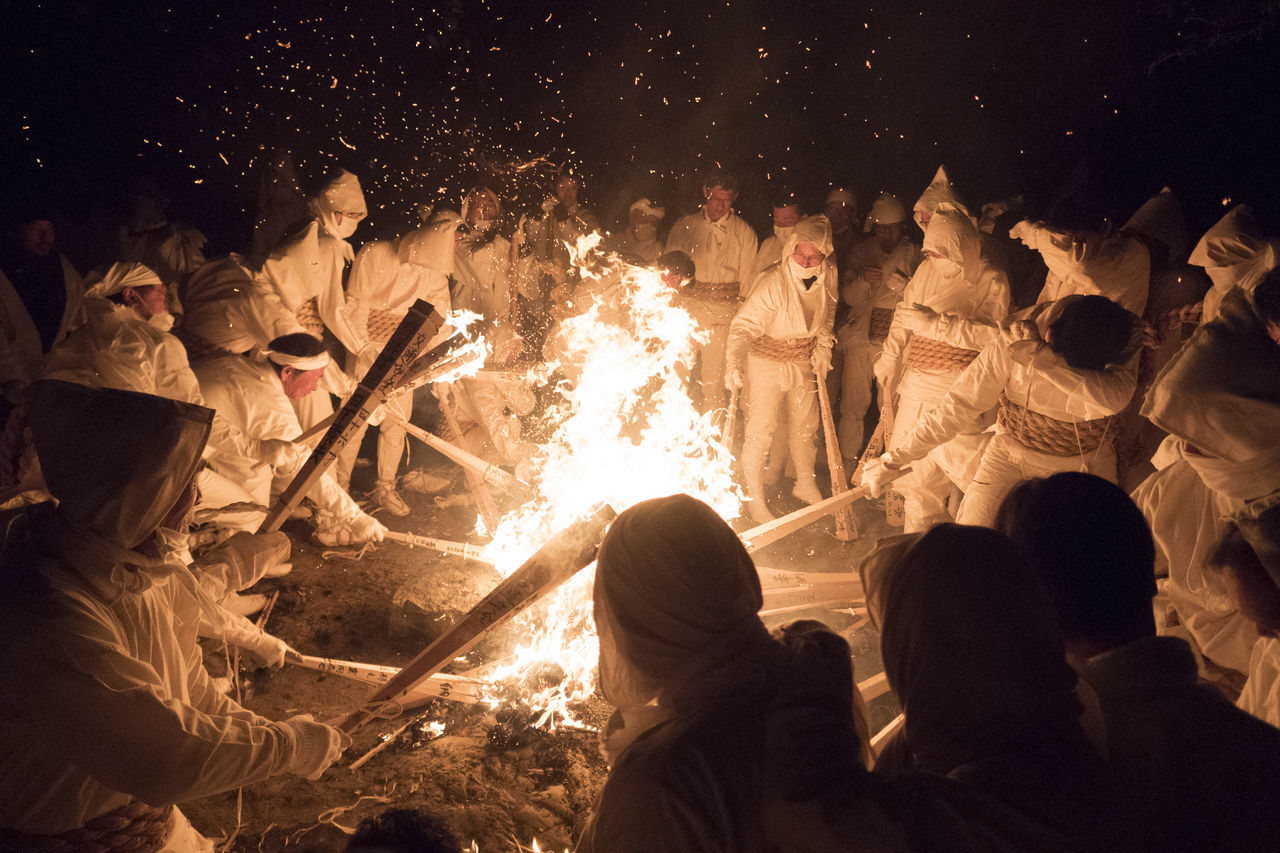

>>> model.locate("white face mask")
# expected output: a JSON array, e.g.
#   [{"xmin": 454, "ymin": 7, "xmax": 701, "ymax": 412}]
[
  {"xmin": 934, "ymin": 257, "xmax": 964, "ymax": 279},
  {"xmin": 774, "ymin": 224, "xmax": 797, "ymax": 242},
  {"xmin": 328, "ymin": 213, "xmax": 358, "ymax": 240},
  {"xmin": 1204, "ymin": 265, "xmax": 1238, "ymax": 293},
  {"xmin": 147, "ymin": 312, "xmax": 175, "ymax": 333},
  {"xmin": 789, "ymin": 256, "xmax": 820, "ymax": 284},
  {"xmin": 632, "ymin": 223, "xmax": 658, "ymax": 242}
]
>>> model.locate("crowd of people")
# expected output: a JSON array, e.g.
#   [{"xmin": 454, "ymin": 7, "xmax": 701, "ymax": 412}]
[{"xmin": 1, "ymin": 153, "xmax": 1279, "ymax": 851}]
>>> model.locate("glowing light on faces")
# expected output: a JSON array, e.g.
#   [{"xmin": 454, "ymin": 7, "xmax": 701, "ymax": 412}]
[{"xmin": 703, "ymin": 186, "xmax": 736, "ymax": 222}]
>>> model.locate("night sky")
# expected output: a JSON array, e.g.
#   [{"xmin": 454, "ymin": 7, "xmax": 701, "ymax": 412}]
[{"xmin": 8, "ymin": 0, "xmax": 1280, "ymax": 265}]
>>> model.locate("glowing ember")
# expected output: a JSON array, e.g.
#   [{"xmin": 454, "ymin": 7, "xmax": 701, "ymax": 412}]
[{"xmin": 476, "ymin": 234, "xmax": 742, "ymax": 727}]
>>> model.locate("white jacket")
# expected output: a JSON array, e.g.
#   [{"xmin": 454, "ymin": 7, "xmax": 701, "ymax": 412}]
[
  {"xmin": 727, "ymin": 259, "xmax": 836, "ymax": 390},
  {"xmin": 665, "ymin": 209, "xmax": 758, "ymax": 325},
  {"xmin": 194, "ymin": 355, "xmax": 362, "ymax": 522},
  {"xmin": 0, "ymin": 256, "xmax": 84, "ymax": 387},
  {"xmin": 1019, "ymin": 223, "xmax": 1150, "ymax": 316},
  {"xmin": 839, "ymin": 236, "xmax": 922, "ymax": 346}
]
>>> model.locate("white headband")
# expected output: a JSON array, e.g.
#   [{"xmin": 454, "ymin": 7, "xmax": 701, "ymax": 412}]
[{"xmin": 266, "ymin": 350, "xmax": 330, "ymax": 371}]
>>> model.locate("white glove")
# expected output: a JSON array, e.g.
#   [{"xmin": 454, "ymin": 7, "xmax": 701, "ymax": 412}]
[
  {"xmin": 858, "ymin": 454, "xmax": 899, "ymax": 498},
  {"xmin": 541, "ymin": 196, "xmax": 559, "ymax": 215},
  {"xmin": 1008, "ymin": 219, "xmax": 1036, "ymax": 246},
  {"xmin": 248, "ymin": 631, "xmax": 292, "ymax": 669},
  {"xmin": 259, "ymin": 439, "xmax": 308, "ymax": 477},
  {"xmin": 811, "ymin": 347, "xmax": 832, "ymax": 376},
  {"xmin": 348, "ymin": 512, "xmax": 388, "ymax": 544},
  {"xmin": 873, "ymin": 357, "xmax": 897, "ymax": 391},
  {"xmin": 725, "ymin": 366, "xmax": 745, "ymax": 391},
  {"xmin": 898, "ymin": 305, "xmax": 937, "ymax": 333},
  {"xmin": 285, "ymin": 715, "xmax": 349, "ymax": 780}
]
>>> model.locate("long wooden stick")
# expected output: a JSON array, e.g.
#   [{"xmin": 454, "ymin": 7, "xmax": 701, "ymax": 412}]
[
  {"xmin": 285, "ymin": 651, "xmax": 490, "ymax": 705},
  {"xmin": 382, "ymin": 529, "xmax": 491, "ymax": 564},
  {"xmin": 258, "ymin": 300, "xmax": 444, "ymax": 533},
  {"xmin": 721, "ymin": 387, "xmax": 739, "ymax": 450},
  {"xmin": 740, "ymin": 466, "xmax": 911, "ymax": 553},
  {"xmin": 815, "ymin": 372, "xmax": 857, "ymax": 541},
  {"xmin": 396, "ymin": 416, "xmax": 537, "ymax": 503},
  {"xmin": 338, "ymin": 504, "xmax": 617, "ymax": 734}
]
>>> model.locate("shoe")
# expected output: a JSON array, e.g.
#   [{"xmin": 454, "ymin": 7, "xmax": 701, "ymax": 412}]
[
  {"xmin": 401, "ymin": 468, "xmax": 452, "ymax": 494},
  {"xmin": 746, "ymin": 497, "xmax": 775, "ymax": 524},
  {"xmin": 372, "ymin": 479, "xmax": 411, "ymax": 517},
  {"xmin": 224, "ymin": 593, "xmax": 268, "ymax": 617},
  {"xmin": 210, "ymin": 675, "xmax": 233, "ymax": 695},
  {"xmin": 792, "ymin": 479, "xmax": 824, "ymax": 505},
  {"xmin": 262, "ymin": 560, "xmax": 293, "ymax": 579}
]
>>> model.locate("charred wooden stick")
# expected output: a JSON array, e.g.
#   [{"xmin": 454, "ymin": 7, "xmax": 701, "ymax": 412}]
[
  {"xmin": 740, "ymin": 466, "xmax": 912, "ymax": 553},
  {"xmin": 870, "ymin": 712, "xmax": 905, "ymax": 758},
  {"xmin": 285, "ymin": 651, "xmax": 490, "ymax": 705},
  {"xmin": 760, "ymin": 585, "xmax": 865, "ymax": 617},
  {"xmin": 815, "ymin": 372, "xmax": 857, "ymax": 541},
  {"xmin": 338, "ymin": 504, "xmax": 617, "ymax": 735},
  {"xmin": 382, "ymin": 530, "xmax": 492, "ymax": 564},
  {"xmin": 258, "ymin": 300, "xmax": 445, "ymax": 533},
  {"xmin": 396, "ymin": 416, "xmax": 537, "ymax": 503}
]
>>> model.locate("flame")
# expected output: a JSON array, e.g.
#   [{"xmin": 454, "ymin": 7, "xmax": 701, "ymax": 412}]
[{"xmin": 473, "ymin": 233, "xmax": 741, "ymax": 727}]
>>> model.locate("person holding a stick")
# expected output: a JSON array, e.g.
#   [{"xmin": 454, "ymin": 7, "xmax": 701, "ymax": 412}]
[
  {"xmin": 725, "ymin": 215, "xmax": 837, "ymax": 523},
  {"xmin": 0, "ymin": 381, "xmax": 345, "ymax": 852},
  {"xmin": 195, "ymin": 333, "xmax": 388, "ymax": 546}
]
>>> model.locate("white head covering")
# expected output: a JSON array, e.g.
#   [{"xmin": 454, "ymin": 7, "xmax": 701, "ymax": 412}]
[
  {"xmin": 782, "ymin": 213, "xmax": 835, "ymax": 259},
  {"xmin": 265, "ymin": 348, "xmax": 330, "ymax": 371},
  {"xmin": 825, "ymin": 188, "xmax": 856, "ymax": 208},
  {"xmin": 89, "ymin": 262, "xmax": 163, "ymax": 297},
  {"xmin": 398, "ymin": 210, "xmax": 462, "ymax": 273},
  {"xmin": 923, "ymin": 202, "xmax": 981, "ymax": 282},
  {"xmin": 864, "ymin": 194, "xmax": 907, "ymax": 230},
  {"xmin": 1190, "ymin": 205, "xmax": 1280, "ymax": 322},
  {"xmin": 27, "ymin": 380, "xmax": 212, "ymax": 549},
  {"xmin": 307, "ymin": 169, "xmax": 367, "ymax": 240},
  {"xmin": 914, "ymin": 166, "xmax": 971, "ymax": 232},
  {"xmin": 628, "ymin": 198, "xmax": 665, "ymax": 220},
  {"xmin": 461, "ymin": 187, "xmax": 503, "ymax": 223},
  {"xmin": 1123, "ymin": 187, "xmax": 1190, "ymax": 264}
]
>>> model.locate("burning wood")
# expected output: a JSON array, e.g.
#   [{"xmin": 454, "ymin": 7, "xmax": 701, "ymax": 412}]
[
  {"xmin": 339, "ymin": 504, "xmax": 616, "ymax": 735},
  {"xmin": 739, "ymin": 466, "xmax": 912, "ymax": 553},
  {"xmin": 396, "ymin": 416, "xmax": 537, "ymax": 503}
]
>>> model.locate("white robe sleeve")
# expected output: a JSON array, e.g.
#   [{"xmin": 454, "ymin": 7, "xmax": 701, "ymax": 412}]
[{"xmin": 889, "ymin": 342, "xmax": 1011, "ymax": 465}]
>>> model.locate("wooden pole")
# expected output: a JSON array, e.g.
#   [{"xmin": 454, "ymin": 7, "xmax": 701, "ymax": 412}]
[
  {"xmin": 740, "ymin": 466, "xmax": 911, "ymax": 553},
  {"xmin": 257, "ymin": 300, "xmax": 444, "ymax": 533},
  {"xmin": 338, "ymin": 504, "xmax": 617, "ymax": 734},
  {"xmin": 721, "ymin": 386, "xmax": 739, "ymax": 451},
  {"xmin": 285, "ymin": 651, "xmax": 490, "ymax": 705},
  {"xmin": 396, "ymin": 416, "xmax": 537, "ymax": 503},
  {"xmin": 382, "ymin": 529, "xmax": 492, "ymax": 564},
  {"xmin": 815, "ymin": 372, "xmax": 857, "ymax": 540}
]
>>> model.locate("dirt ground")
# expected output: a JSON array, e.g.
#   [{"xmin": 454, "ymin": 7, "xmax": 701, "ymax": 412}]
[{"xmin": 181, "ymin": 450, "xmax": 899, "ymax": 853}]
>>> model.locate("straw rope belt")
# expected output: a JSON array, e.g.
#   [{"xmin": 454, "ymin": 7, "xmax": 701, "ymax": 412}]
[
  {"xmin": 904, "ymin": 335, "xmax": 980, "ymax": 372},
  {"xmin": 0, "ymin": 802, "xmax": 174, "ymax": 853},
  {"xmin": 366, "ymin": 308, "xmax": 405, "ymax": 344},
  {"xmin": 750, "ymin": 335, "xmax": 816, "ymax": 363},
  {"xmin": 295, "ymin": 296, "xmax": 324, "ymax": 337},
  {"xmin": 869, "ymin": 307, "xmax": 894, "ymax": 343},
  {"xmin": 682, "ymin": 279, "xmax": 742, "ymax": 304},
  {"xmin": 997, "ymin": 392, "xmax": 1115, "ymax": 457}
]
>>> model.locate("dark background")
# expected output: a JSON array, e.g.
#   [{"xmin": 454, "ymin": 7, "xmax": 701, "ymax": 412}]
[{"xmin": 6, "ymin": 0, "xmax": 1280, "ymax": 267}]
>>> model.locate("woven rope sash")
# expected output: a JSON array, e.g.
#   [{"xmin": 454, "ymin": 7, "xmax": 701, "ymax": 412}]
[
  {"xmin": 750, "ymin": 335, "xmax": 816, "ymax": 363},
  {"xmin": 904, "ymin": 334, "xmax": 979, "ymax": 372},
  {"xmin": 997, "ymin": 392, "xmax": 1114, "ymax": 457},
  {"xmin": 869, "ymin": 307, "xmax": 894, "ymax": 343},
  {"xmin": 682, "ymin": 280, "xmax": 742, "ymax": 303},
  {"xmin": 366, "ymin": 308, "xmax": 404, "ymax": 344},
  {"xmin": 295, "ymin": 296, "xmax": 324, "ymax": 337},
  {"xmin": 0, "ymin": 802, "xmax": 174, "ymax": 853}
]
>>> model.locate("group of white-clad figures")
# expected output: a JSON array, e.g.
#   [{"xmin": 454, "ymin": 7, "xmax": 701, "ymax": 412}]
[{"xmin": 3, "ymin": 151, "xmax": 1280, "ymax": 849}]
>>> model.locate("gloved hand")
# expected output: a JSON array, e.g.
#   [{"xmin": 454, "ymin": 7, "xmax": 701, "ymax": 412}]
[
  {"xmin": 1006, "ymin": 318, "xmax": 1039, "ymax": 341},
  {"xmin": 348, "ymin": 512, "xmax": 388, "ymax": 544},
  {"xmin": 873, "ymin": 357, "xmax": 898, "ymax": 391},
  {"xmin": 1008, "ymin": 219, "xmax": 1036, "ymax": 246},
  {"xmin": 725, "ymin": 366, "xmax": 745, "ymax": 391},
  {"xmin": 897, "ymin": 304, "xmax": 937, "ymax": 333},
  {"xmin": 811, "ymin": 347, "xmax": 832, "ymax": 376},
  {"xmin": 248, "ymin": 631, "xmax": 292, "ymax": 669},
  {"xmin": 285, "ymin": 715, "xmax": 349, "ymax": 780},
  {"xmin": 858, "ymin": 454, "xmax": 900, "ymax": 498},
  {"xmin": 259, "ymin": 439, "xmax": 308, "ymax": 478},
  {"xmin": 541, "ymin": 195, "xmax": 559, "ymax": 215}
]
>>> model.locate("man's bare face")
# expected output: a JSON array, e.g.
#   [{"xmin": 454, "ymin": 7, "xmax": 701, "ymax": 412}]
[
  {"xmin": 874, "ymin": 222, "xmax": 903, "ymax": 253},
  {"xmin": 703, "ymin": 186, "xmax": 736, "ymax": 222},
  {"xmin": 125, "ymin": 283, "xmax": 169, "ymax": 320},
  {"xmin": 825, "ymin": 201, "xmax": 852, "ymax": 232},
  {"xmin": 772, "ymin": 205, "xmax": 800, "ymax": 228},
  {"xmin": 792, "ymin": 241, "xmax": 825, "ymax": 270},
  {"xmin": 280, "ymin": 365, "xmax": 325, "ymax": 399},
  {"xmin": 467, "ymin": 191, "xmax": 499, "ymax": 225},
  {"xmin": 555, "ymin": 177, "xmax": 579, "ymax": 207},
  {"xmin": 18, "ymin": 219, "xmax": 55, "ymax": 256}
]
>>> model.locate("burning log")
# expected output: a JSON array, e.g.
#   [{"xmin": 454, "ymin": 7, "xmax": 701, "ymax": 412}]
[
  {"xmin": 338, "ymin": 504, "xmax": 617, "ymax": 735},
  {"xmin": 382, "ymin": 529, "xmax": 491, "ymax": 564},
  {"xmin": 739, "ymin": 466, "xmax": 911, "ymax": 553},
  {"xmin": 815, "ymin": 375, "xmax": 857, "ymax": 540},
  {"xmin": 258, "ymin": 300, "xmax": 444, "ymax": 533},
  {"xmin": 396, "ymin": 416, "xmax": 537, "ymax": 503}
]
